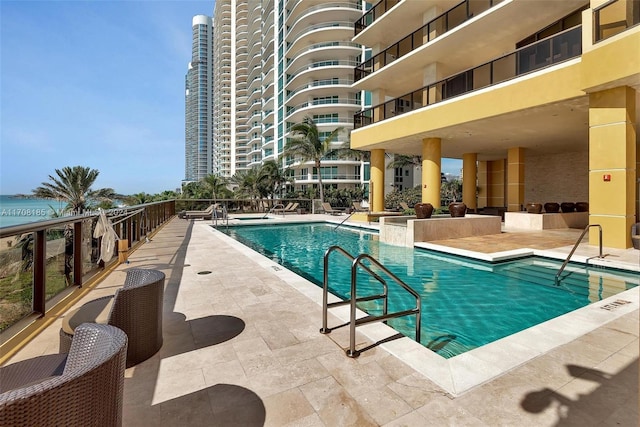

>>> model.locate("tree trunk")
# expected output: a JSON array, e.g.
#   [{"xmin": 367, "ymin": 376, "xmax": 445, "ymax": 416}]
[{"xmin": 316, "ymin": 160, "xmax": 324, "ymax": 203}]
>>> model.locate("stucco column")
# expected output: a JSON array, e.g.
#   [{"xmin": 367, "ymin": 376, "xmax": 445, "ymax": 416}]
[
  {"xmin": 421, "ymin": 138, "xmax": 441, "ymax": 207},
  {"xmin": 507, "ymin": 147, "xmax": 525, "ymax": 212},
  {"xmin": 462, "ymin": 153, "xmax": 478, "ymax": 211},
  {"xmin": 370, "ymin": 149, "xmax": 386, "ymax": 212},
  {"xmin": 589, "ymin": 86, "xmax": 636, "ymax": 248}
]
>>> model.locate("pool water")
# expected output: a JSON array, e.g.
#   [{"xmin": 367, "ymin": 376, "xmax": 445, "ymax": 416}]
[{"xmin": 219, "ymin": 223, "xmax": 639, "ymax": 358}]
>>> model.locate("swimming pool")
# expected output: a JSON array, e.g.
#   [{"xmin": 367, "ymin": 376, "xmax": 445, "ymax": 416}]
[{"xmin": 218, "ymin": 222, "xmax": 639, "ymax": 358}]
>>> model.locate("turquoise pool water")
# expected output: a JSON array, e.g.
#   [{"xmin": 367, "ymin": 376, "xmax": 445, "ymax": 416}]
[{"xmin": 219, "ymin": 222, "xmax": 639, "ymax": 358}]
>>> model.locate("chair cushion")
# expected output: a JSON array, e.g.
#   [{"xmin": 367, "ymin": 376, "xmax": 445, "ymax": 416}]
[{"xmin": 61, "ymin": 297, "xmax": 114, "ymax": 335}]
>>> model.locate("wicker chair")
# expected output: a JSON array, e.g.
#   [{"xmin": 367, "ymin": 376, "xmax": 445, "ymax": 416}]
[
  {"xmin": 0, "ymin": 323, "xmax": 127, "ymax": 427},
  {"xmin": 60, "ymin": 268, "xmax": 165, "ymax": 368}
]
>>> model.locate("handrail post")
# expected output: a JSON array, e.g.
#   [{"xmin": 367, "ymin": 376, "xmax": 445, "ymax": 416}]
[
  {"xmin": 556, "ymin": 224, "xmax": 604, "ymax": 284},
  {"xmin": 347, "ymin": 261, "xmax": 360, "ymax": 358}
]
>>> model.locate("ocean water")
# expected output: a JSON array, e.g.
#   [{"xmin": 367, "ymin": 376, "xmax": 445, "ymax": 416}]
[{"xmin": 0, "ymin": 195, "xmax": 68, "ymax": 228}]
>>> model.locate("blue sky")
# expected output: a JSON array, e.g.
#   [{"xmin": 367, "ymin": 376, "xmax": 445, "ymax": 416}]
[
  {"xmin": 1, "ymin": 0, "xmax": 213, "ymax": 195},
  {"xmin": 1, "ymin": 0, "xmax": 461, "ymax": 196}
]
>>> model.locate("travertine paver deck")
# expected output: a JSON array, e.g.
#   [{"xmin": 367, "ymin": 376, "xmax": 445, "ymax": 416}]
[{"xmin": 4, "ymin": 216, "xmax": 639, "ymax": 426}]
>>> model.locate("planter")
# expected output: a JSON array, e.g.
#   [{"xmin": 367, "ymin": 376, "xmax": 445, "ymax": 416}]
[
  {"xmin": 575, "ymin": 202, "xmax": 589, "ymax": 212},
  {"xmin": 560, "ymin": 202, "xmax": 575, "ymax": 213},
  {"xmin": 449, "ymin": 202, "xmax": 467, "ymax": 218},
  {"xmin": 544, "ymin": 202, "xmax": 560, "ymax": 213},
  {"xmin": 633, "ymin": 236, "xmax": 640, "ymax": 250},
  {"xmin": 414, "ymin": 203, "xmax": 434, "ymax": 219},
  {"xmin": 526, "ymin": 203, "xmax": 543, "ymax": 214}
]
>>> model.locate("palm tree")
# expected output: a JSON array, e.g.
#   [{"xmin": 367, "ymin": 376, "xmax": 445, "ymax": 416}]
[
  {"xmin": 386, "ymin": 154, "xmax": 422, "ymax": 170},
  {"xmin": 231, "ymin": 168, "xmax": 261, "ymax": 209},
  {"xmin": 258, "ymin": 160, "xmax": 291, "ymax": 200},
  {"xmin": 201, "ymin": 174, "xmax": 230, "ymax": 201},
  {"xmin": 283, "ymin": 116, "xmax": 343, "ymax": 204},
  {"xmin": 32, "ymin": 166, "xmax": 116, "ymax": 214}
]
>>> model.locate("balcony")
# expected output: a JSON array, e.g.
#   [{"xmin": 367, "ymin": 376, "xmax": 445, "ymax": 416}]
[
  {"xmin": 354, "ymin": 0, "xmax": 502, "ymax": 82},
  {"xmin": 594, "ymin": 0, "xmax": 640, "ymax": 42},
  {"xmin": 355, "ymin": 26, "xmax": 582, "ymax": 128}
]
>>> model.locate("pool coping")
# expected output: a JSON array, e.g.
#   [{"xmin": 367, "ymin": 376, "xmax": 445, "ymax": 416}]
[{"xmin": 207, "ymin": 223, "xmax": 639, "ymax": 397}]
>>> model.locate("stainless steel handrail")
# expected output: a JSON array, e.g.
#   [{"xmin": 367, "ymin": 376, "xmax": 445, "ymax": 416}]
[
  {"xmin": 320, "ymin": 245, "xmax": 422, "ymax": 358},
  {"xmin": 262, "ymin": 203, "xmax": 285, "ymax": 218},
  {"xmin": 334, "ymin": 211, "xmax": 356, "ymax": 230},
  {"xmin": 348, "ymin": 253, "xmax": 421, "ymax": 357},
  {"xmin": 321, "ymin": 246, "xmax": 388, "ymax": 334},
  {"xmin": 555, "ymin": 224, "xmax": 604, "ymax": 284}
]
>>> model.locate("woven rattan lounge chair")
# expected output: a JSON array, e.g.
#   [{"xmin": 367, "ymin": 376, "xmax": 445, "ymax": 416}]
[
  {"xmin": 59, "ymin": 268, "xmax": 165, "ymax": 368},
  {"xmin": 322, "ymin": 202, "xmax": 343, "ymax": 215},
  {"xmin": 0, "ymin": 323, "xmax": 127, "ymax": 427}
]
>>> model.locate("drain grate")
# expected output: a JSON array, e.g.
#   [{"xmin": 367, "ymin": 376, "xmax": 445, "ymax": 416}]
[{"xmin": 197, "ymin": 271, "xmax": 212, "ymax": 275}]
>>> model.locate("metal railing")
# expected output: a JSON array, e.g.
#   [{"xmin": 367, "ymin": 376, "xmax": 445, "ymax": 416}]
[
  {"xmin": 594, "ymin": 0, "xmax": 640, "ymax": 43},
  {"xmin": 321, "ymin": 246, "xmax": 421, "ymax": 357},
  {"xmin": 555, "ymin": 224, "xmax": 604, "ymax": 285},
  {"xmin": 354, "ymin": 25, "xmax": 582, "ymax": 128},
  {"xmin": 355, "ymin": 0, "xmax": 502, "ymax": 81},
  {"xmin": 0, "ymin": 200, "xmax": 175, "ymax": 333}
]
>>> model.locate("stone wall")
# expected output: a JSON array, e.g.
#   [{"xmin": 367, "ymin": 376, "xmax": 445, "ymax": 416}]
[{"xmin": 525, "ymin": 150, "xmax": 589, "ymax": 205}]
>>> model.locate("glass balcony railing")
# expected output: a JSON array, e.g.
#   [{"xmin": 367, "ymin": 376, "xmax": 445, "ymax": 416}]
[
  {"xmin": 354, "ymin": 0, "xmax": 401, "ymax": 35},
  {"xmin": 355, "ymin": 0, "xmax": 503, "ymax": 81},
  {"xmin": 0, "ymin": 201, "xmax": 175, "ymax": 332},
  {"xmin": 594, "ymin": 0, "xmax": 640, "ymax": 42},
  {"xmin": 354, "ymin": 25, "xmax": 582, "ymax": 128}
]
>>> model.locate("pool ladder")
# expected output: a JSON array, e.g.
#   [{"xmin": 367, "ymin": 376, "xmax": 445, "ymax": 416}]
[
  {"xmin": 320, "ymin": 245, "xmax": 421, "ymax": 357},
  {"xmin": 555, "ymin": 224, "xmax": 605, "ymax": 285}
]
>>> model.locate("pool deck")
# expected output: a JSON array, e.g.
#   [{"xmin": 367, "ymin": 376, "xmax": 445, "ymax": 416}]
[{"xmin": 4, "ymin": 214, "xmax": 638, "ymax": 426}]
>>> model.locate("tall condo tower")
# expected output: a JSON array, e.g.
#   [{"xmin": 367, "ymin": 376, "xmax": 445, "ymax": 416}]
[
  {"xmin": 184, "ymin": 15, "xmax": 215, "ymax": 183},
  {"xmin": 209, "ymin": 0, "xmax": 370, "ymax": 194}
]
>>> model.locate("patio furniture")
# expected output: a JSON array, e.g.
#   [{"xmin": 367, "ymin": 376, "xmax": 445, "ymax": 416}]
[
  {"xmin": 284, "ymin": 202, "xmax": 299, "ymax": 214},
  {"xmin": 272, "ymin": 202, "xmax": 294, "ymax": 214},
  {"xmin": 184, "ymin": 204, "xmax": 218, "ymax": 220},
  {"xmin": 352, "ymin": 201, "xmax": 369, "ymax": 212},
  {"xmin": 399, "ymin": 202, "xmax": 411, "ymax": 211},
  {"xmin": 321, "ymin": 202, "xmax": 343, "ymax": 215},
  {"xmin": 0, "ymin": 323, "xmax": 127, "ymax": 427},
  {"xmin": 60, "ymin": 268, "xmax": 165, "ymax": 368}
]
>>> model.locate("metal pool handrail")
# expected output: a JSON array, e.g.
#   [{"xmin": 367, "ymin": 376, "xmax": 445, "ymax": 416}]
[
  {"xmin": 555, "ymin": 224, "xmax": 604, "ymax": 285},
  {"xmin": 321, "ymin": 245, "xmax": 388, "ymax": 334},
  {"xmin": 320, "ymin": 245, "xmax": 422, "ymax": 358}
]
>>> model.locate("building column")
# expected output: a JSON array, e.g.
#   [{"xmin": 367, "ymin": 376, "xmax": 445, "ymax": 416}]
[
  {"xmin": 370, "ymin": 149, "xmax": 386, "ymax": 212},
  {"xmin": 507, "ymin": 147, "xmax": 525, "ymax": 212},
  {"xmin": 422, "ymin": 138, "xmax": 441, "ymax": 207},
  {"xmin": 589, "ymin": 86, "xmax": 636, "ymax": 248},
  {"xmin": 477, "ymin": 161, "xmax": 488, "ymax": 208},
  {"xmin": 462, "ymin": 153, "xmax": 478, "ymax": 211}
]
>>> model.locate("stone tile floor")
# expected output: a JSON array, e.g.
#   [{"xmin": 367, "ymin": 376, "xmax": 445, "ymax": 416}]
[{"xmin": 4, "ymin": 216, "xmax": 639, "ymax": 426}]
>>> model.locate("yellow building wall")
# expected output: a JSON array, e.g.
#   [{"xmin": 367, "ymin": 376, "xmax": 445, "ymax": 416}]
[
  {"xmin": 488, "ymin": 160, "xmax": 506, "ymax": 208},
  {"xmin": 351, "ymin": 63, "xmax": 584, "ymax": 150},
  {"xmin": 588, "ymin": 86, "xmax": 637, "ymax": 248}
]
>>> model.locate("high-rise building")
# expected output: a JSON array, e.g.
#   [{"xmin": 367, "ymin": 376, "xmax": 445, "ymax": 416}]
[
  {"xmin": 184, "ymin": 15, "xmax": 215, "ymax": 183},
  {"xmin": 206, "ymin": 0, "xmax": 370, "ymax": 194},
  {"xmin": 350, "ymin": 0, "xmax": 639, "ymax": 249}
]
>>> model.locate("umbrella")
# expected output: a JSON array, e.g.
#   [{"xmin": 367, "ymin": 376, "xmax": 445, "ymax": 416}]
[{"xmin": 93, "ymin": 209, "xmax": 119, "ymax": 264}]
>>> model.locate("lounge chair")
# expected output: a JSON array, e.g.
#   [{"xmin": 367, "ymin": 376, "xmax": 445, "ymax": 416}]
[
  {"xmin": 272, "ymin": 202, "xmax": 293, "ymax": 214},
  {"xmin": 0, "ymin": 323, "xmax": 127, "ymax": 426},
  {"xmin": 352, "ymin": 201, "xmax": 368, "ymax": 212},
  {"xmin": 322, "ymin": 202, "xmax": 343, "ymax": 215},
  {"xmin": 60, "ymin": 268, "xmax": 165, "ymax": 368},
  {"xmin": 284, "ymin": 202, "xmax": 299, "ymax": 214},
  {"xmin": 184, "ymin": 204, "xmax": 215, "ymax": 220}
]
